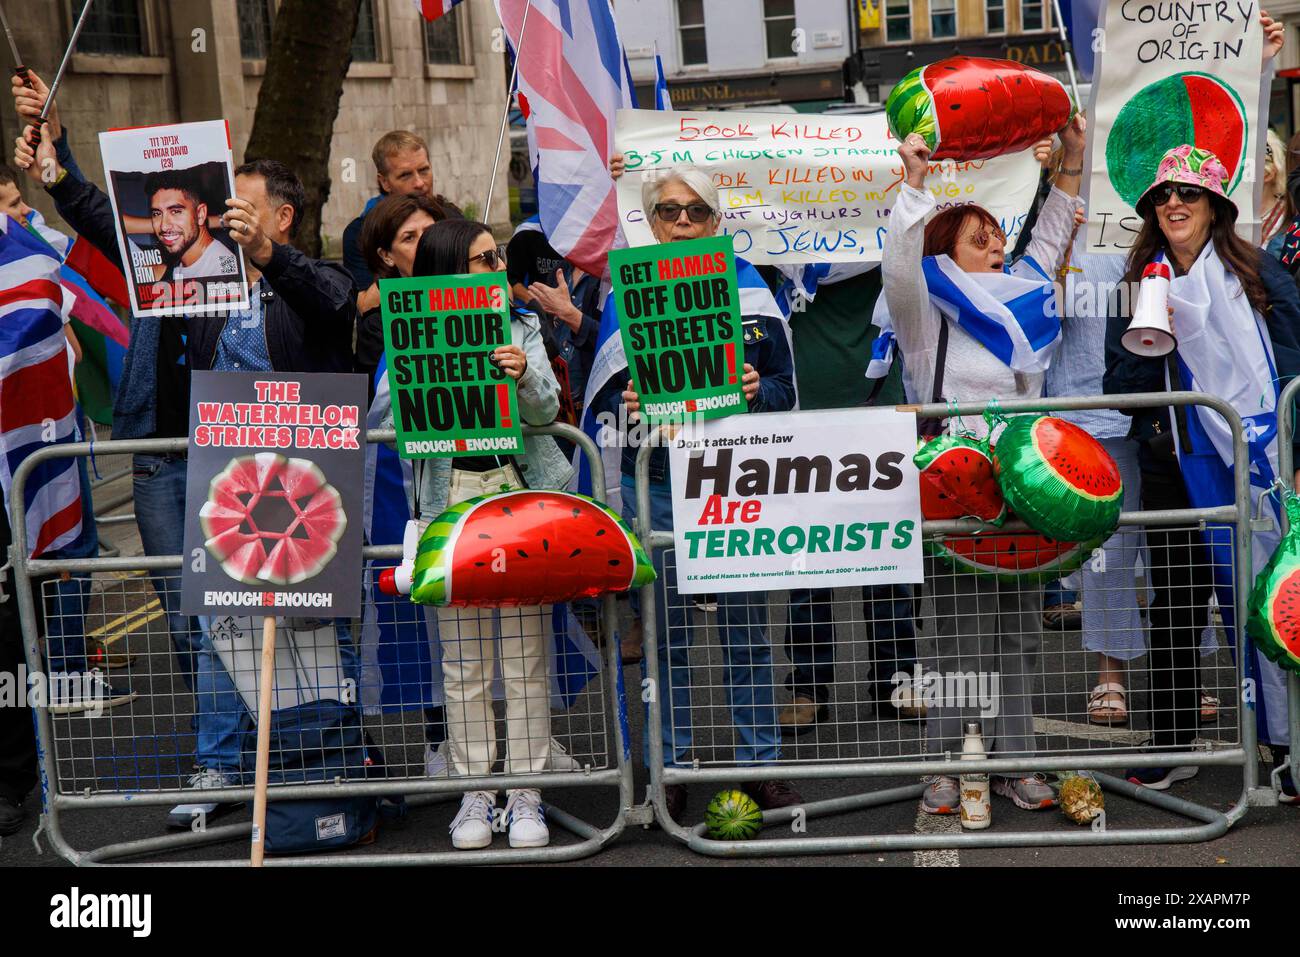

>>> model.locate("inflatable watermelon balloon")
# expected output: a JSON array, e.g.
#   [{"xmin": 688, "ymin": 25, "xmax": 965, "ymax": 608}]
[
  {"xmin": 1246, "ymin": 491, "xmax": 1300, "ymax": 675},
  {"xmin": 885, "ymin": 56, "xmax": 1074, "ymax": 160},
  {"xmin": 409, "ymin": 490, "xmax": 655, "ymax": 607},
  {"xmin": 1106, "ymin": 72, "xmax": 1247, "ymax": 209},
  {"xmin": 704, "ymin": 789, "xmax": 763, "ymax": 841},
  {"xmin": 931, "ymin": 524, "xmax": 1096, "ymax": 583},
  {"xmin": 992, "ymin": 415, "xmax": 1123, "ymax": 544},
  {"xmin": 915, "ymin": 432, "xmax": 1006, "ymax": 525}
]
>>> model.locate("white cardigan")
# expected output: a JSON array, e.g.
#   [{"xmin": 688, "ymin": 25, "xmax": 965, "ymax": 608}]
[{"xmin": 881, "ymin": 183, "xmax": 1083, "ymax": 436}]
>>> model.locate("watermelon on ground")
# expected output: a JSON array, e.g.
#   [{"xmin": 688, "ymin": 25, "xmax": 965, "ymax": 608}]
[
  {"xmin": 410, "ymin": 490, "xmax": 655, "ymax": 607},
  {"xmin": 704, "ymin": 789, "xmax": 763, "ymax": 841},
  {"xmin": 992, "ymin": 415, "xmax": 1123, "ymax": 544},
  {"xmin": 1105, "ymin": 72, "xmax": 1247, "ymax": 209}
]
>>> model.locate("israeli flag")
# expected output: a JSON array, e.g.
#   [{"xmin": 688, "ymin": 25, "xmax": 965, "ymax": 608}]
[
  {"xmin": 653, "ymin": 51, "xmax": 673, "ymax": 110},
  {"xmin": 866, "ymin": 254, "xmax": 1060, "ymax": 378}
]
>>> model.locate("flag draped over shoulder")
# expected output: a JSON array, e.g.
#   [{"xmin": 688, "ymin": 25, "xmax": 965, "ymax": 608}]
[
  {"xmin": 494, "ymin": 0, "xmax": 636, "ymax": 275},
  {"xmin": 0, "ymin": 215, "xmax": 83, "ymax": 558}
]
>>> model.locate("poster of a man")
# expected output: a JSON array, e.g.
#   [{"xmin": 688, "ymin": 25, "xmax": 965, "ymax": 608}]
[{"xmin": 99, "ymin": 120, "xmax": 249, "ymax": 317}]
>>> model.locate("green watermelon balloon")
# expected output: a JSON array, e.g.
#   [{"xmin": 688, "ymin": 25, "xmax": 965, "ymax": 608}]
[
  {"xmin": 1106, "ymin": 72, "xmax": 1247, "ymax": 208},
  {"xmin": 1246, "ymin": 492, "xmax": 1300, "ymax": 675},
  {"xmin": 704, "ymin": 789, "xmax": 764, "ymax": 841},
  {"xmin": 410, "ymin": 490, "xmax": 655, "ymax": 607},
  {"xmin": 915, "ymin": 432, "xmax": 1006, "ymax": 525},
  {"xmin": 992, "ymin": 416, "xmax": 1123, "ymax": 544}
]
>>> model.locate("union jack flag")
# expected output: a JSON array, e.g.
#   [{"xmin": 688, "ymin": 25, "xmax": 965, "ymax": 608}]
[
  {"xmin": 494, "ymin": 0, "xmax": 635, "ymax": 275},
  {"xmin": 0, "ymin": 216, "xmax": 83, "ymax": 558},
  {"xmin": 416, "ymin": 0, "xmax": 465, "ymax": 20}
]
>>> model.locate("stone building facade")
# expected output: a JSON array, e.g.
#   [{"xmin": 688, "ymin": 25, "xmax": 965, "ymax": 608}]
[{"xmin": 0, "ymin": 0, "xmax": 511, "ymax": 255}]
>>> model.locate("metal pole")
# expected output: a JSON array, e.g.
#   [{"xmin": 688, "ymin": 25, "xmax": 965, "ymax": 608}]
[
  {"xmin": 1050, "ymin": 0, "xmax": 1082, "ymax": 107},
  {"xmin": 482, "ymin": 0, "xmax": 532, "ymax": 225}
]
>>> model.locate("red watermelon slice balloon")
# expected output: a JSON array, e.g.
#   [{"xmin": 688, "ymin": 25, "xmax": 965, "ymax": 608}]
[{"xmin": 1105, "ymin": 72, "xmax": 1247, "ymax": 209}]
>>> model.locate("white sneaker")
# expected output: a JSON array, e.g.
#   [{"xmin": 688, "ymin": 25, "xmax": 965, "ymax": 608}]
[
  {"xmin": 48, "ymin": 670, "xmax": 138, "ymax": 715},
  {"xmin": 449, "ymin": 790, "xmax": 496, "ymax": 849},
  {"xmin": 504, "ymin": 788, "xmax": 549, "ymax": 848},
  {"xmin": 547, "ymin": 737, "xmax": 582, "ymax": 771},
  {"xmin": 166, "ymin": 768, "xmax": 240, "ymax": 829},
  {"xmin": 424, "ymin": 741, "xmax": 450, "ymax": 777}
]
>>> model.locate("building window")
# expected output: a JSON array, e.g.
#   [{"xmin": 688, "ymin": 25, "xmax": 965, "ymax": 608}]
[
  {"xmin": 72, "ymin": 0, "xmax": 145, "ymax": 56},
  {"xmin": 930, "ymin": 0, "xmax": 957, "ymax": 38},
  {"xmin": 678, "ymin": 0, "xmax": 706, "ymax": 67},
  {"xmin": 763, "ymin": 0, "xmax": 796, "ymax": 60},
  {"xmin": 885, "ymin": 0, "xmax": 911, "ymax": 43},
  {"xmin": 1022, "ymin": 0, "xmax": 1048, "ymax": 31},
  {"xmin": 425, "ymin": 5, "xmax": 463, "ymax": 64},
  {"xmin": 986, "ymin": 0, "xmax": 1006, "ymax": 33},
  {"xmin": 238, "ymin": 0, "xmax": 274, "ymax": 59},
  {"xmin": 352, "ymin": 0, "xmax": 380, "ymax": 62}
]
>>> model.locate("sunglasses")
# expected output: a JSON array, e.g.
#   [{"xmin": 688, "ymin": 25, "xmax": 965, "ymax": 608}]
[
  {"xmin": 468, "ymin": 244, "xmax": 508, "ymax": 269},
  {"xmin": 1148, "ymin": 183, "xmax": 1207, "ymax": 207},
  {"xmin": 654, "ymin": 202, "xmax": 715, "ymax": 223},
  {"xmin": 963, "ymin": 225, "xmax": 1006, "ymax": 249}
]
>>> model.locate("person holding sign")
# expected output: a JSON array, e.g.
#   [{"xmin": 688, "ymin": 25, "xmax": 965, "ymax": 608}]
[
  {"xmin": 878, "ymin": 117, "xmax": 1088, "ymax": 816},
  {"xmin": 389, "ymin": 219, "xmax": 572, "ymax": 850},
  {"xmin": 593, "ymin": 167, "xmax": 800, "ymax": 822},
  {"xmin": 1104, "ymin": 146, "xmax": 1300, "ymax": 799}
]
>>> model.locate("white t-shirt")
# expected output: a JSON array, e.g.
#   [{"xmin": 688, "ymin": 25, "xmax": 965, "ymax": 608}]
[{"xmin": 174, "ymin": 235, "xmax": 239, "ymax": 281}]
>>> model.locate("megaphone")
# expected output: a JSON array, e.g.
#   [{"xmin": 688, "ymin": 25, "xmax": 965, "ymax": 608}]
[
  {"xmin": 377, "ymin": 518, "xmax": 422, "ymax": 597},
  {"xmin": 1122, "ymin": 255, "xmax": 1176, "ymax": 357}
]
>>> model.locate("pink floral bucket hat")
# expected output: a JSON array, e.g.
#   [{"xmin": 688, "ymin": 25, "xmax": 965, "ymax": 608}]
[{"xmin": 1136, "ymin": 144, "xmax": 1230, "ymax": 214}]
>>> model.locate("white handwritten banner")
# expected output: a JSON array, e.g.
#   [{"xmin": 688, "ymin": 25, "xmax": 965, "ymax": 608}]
[
  {"xmin": 615, "ymin": 109, "xmax": 1041, "ymax": 265},
  {"xmin": 1085, "ymin": 0, "xmax": 1263, "ymax": 251},
  {"xmin": 667, "ymin": 408, "xmax": 923, "ymax": 593}
]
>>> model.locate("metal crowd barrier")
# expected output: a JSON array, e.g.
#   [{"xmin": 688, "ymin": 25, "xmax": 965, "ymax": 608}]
[
  {"xmin": 632, "ymin": 392, "xmax": 1271, "ymax": 857},
  {"xmin": 9, "ymin": 423, "xmax": 635, "ymax": 866},
  {"xmin": 1271, "ymin": 377, "xmax": 1300, "ymax": 800}
]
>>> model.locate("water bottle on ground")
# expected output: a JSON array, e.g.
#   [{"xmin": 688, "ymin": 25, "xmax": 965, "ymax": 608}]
[{"xmin": 960, "ymin": 720, "xmax": 991, "ymax": 830}]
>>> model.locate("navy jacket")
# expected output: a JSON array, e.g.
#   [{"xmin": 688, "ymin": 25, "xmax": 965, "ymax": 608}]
[
  {"xmin": 592, "ymin": 312, "xmax": 797, "ymax": 484},
  {"xmin": 48, "ymin": 173, "xmax": 358, "ymax": 436},
  {"xmin": 1103, "ymin": 248, "xmax": 1300, "ymax": 474}
]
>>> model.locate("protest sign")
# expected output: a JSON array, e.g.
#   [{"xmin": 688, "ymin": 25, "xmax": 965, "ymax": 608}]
[
  {"xmin": 379, "ymin": 273, "xmax": 522, "ymax": 458},
  {"xmin": 615, "ymin": 108, "xmax": 1040, "ymax": 265},
  {"xmin": 1085, "ymin": 0, "xmax": 1263, "ymax": 250},
  {"xmin": 180, "ymin": 371, "xmax": 366, "ymax": 617},
  {"xmin": 610, "ymin": 235, "xmax": 745, "ymax": 424},
  {"xmin": 667, "ymin": 408, "xmax": 923, "ymax": 594},
  {"xmin": 98, "ymin": 120, "xmax": 249, "ymax": 317}
]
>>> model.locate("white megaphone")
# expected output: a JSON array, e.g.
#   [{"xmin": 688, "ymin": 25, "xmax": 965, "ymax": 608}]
[{"xmin": 1122, "ymin": 254, "xmax": 1176, "ymax": 357}]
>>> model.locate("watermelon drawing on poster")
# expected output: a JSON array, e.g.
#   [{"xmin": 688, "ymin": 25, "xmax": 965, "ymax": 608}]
[
  {"xmin": 1085, "ymin": 0, "xmax": 1263, "ymax": 250},
  {"xmin": 180, "ymin": 371, "xmax": 368, "ymax": 618}
]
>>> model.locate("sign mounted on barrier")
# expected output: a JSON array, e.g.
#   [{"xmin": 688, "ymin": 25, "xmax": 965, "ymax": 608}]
[
  {"xmin": 180, "ymin": 371, "xmax": 367, "ymax": 617},
  {"xmin": 666, "ymin": 408, "xmax": 923, "ymax": 593},
  {"xmin": 610, "ymin": 235, "xmax": 746, "ymax": 424}
]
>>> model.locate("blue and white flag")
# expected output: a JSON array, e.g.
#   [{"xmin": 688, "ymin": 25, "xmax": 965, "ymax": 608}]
[
  {"xmin": 653, "ymin": 51, "xmax": 672, "ymax": 110},
  {"xmin": 866, "ymin": 254, "xmax": 1060, "ymax": 378}
]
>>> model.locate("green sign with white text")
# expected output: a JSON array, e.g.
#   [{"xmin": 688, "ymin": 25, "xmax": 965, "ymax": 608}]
[
  {"xmin": 610, "ymin": 235, "xmax": 746, "ymax": 425},
  {"xmin": 379, "ymin": 272, "xmax": 522, "ymax": 459}
]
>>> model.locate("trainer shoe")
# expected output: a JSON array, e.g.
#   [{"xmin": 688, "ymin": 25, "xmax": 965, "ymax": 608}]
[
  {"xmin": 424, "ymin": 741, "xmax": 450, "ymax": 777},
  {"xmin": 993, "ymin": 773, "xmax": 1058, "ymax": 810},
  {"xmin": 48, "ymin": 670, "xmax": 137, "ymax": 715},
  {"xmin": 166, "ymin": 768, "xmax": 241, "ymax": 829},
  {"xmin": 920, "ymin": 775, "xmax": 959, "ymax": 814},
  {"xmin": 1125, "ymin": 765, "xmax": 1198, "ymax": 791},
  {"xmin": 504, "ymin": 788, "xmax": 549, "ymax": 848},
  {"xmin": 1270, "ymin": 751, "xmax": 1298, "ymax": 805},
  {"xmin": 449, "ymin": 790, "xmax": 497, "ymax": 849},
  {"xmin": 547, "ymin": 737, "xmax": 582, "ymax": 771},
  {"xmin": 0, "ymin": 795, "xmax": 25, "ymax": 836}
]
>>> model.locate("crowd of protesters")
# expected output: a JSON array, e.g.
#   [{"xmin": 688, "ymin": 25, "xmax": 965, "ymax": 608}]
[{"xmin": 2, "ymin": 14, "xmax": 1298, "ymax": 852}]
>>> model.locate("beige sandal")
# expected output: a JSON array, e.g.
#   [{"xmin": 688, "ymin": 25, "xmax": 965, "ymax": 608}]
[{"xmin": 1087, "ymin": 682, "xmax": 1128, "ymax": 725}]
